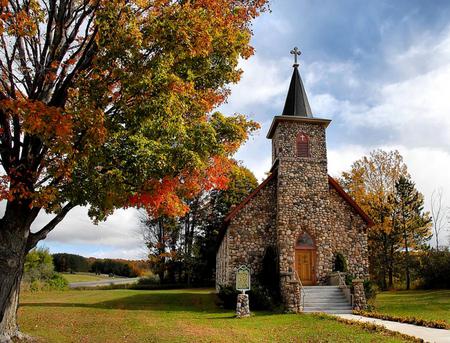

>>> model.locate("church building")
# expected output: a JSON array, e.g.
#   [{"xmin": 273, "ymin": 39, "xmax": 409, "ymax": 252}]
[{"xmin": 216, "ymin": 49, "xmax": 373, "ymax": 312}]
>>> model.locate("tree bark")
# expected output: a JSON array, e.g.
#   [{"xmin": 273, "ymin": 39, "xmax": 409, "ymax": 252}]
[
  {"xmin": 0, "ymin": 204, "xmax": 32, "ymax": 342},
  {"xmin": 403, "ymin": 229, "xmax": 411, "ymax": 290},
  {"xmin": 0, "ymin": 201, "xmax": 71, "ymax": 341},
  {"xmin": 381, "ymin": 232, "xmax": 388, "ymax": 290},
  {"xmin": 388, "ymin": 243, "xmax": 394, "ymax": 289}
]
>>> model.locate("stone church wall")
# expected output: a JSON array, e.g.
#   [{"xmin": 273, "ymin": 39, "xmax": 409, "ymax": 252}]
[
  {"xmin": 328, "ymin": 186, "xmax": 369, "ymax": 279},
  {"xmin": 215, "ymin": 176, "xmax": 277, "ymax": 289}
]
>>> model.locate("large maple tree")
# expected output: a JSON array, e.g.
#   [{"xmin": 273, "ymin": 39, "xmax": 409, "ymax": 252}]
[{"xmin": 0, "ymin": 0, "xmax": 267, "ymax": 340}]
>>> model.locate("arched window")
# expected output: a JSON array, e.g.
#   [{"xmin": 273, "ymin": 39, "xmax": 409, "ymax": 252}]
[
  {"xmin": 296, "ymin": 232, "xmax": 315, "ymax": 249},
  {"xmin": 297, "ymin": 132, "xmax": 310, "ymax": 157}
]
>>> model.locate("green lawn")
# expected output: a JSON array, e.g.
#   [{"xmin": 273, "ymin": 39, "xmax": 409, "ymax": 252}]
[
  {"xmin": 61, "ymin": 273, "xmax": 111, "ymax": 283},
  {"xmin": 373, "ymin": 290, "xmax": 450, "ymax": 324},
  {"xmin": 18, "ymin": 289, "xmax": 413, "ymax": 343}
]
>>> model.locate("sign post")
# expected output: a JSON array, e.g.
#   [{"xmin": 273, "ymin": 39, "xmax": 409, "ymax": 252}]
[{"xmin": 235, "ymin": 266, "xmax": 251, "ymax": 318}]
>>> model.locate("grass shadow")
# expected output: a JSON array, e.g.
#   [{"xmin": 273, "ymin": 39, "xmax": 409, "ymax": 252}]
[{"xmin": 21, "ymin": 292, "xmax": 230, "ymax": 314}]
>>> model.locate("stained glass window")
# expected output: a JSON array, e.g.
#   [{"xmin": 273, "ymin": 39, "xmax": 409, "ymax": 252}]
[{"xmin": 296, "ymin": 232, "xmax": 314, "ymax": 247}]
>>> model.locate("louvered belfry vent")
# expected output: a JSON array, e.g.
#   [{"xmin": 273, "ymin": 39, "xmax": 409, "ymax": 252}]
[{"xmin": 297, "ymin": 132, "xmax": 310, "ymax": 157}]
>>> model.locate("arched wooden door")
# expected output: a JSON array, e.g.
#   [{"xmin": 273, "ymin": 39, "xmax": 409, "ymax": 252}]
[{"xmin": 295, "ymin": 232, "xmax": 316, "ymax": 285}]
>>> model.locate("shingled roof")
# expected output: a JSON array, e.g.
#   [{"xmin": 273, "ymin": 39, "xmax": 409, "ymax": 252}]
[{"xmin": 281, "ymin": 64, "xmax": 313, "ymax": 117}]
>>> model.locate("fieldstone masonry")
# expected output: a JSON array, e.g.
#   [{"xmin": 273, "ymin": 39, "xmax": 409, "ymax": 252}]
[
  {"xmin": 352, "ymin": 279, "xmax": 367, "ymax": 310},
  {"xmin": 236, "ymin": 294, "xmax": 251, "ymax": 318},
  {"xmin": 216, "ymin": 61, "xmax": 371, "ymax": 313}
]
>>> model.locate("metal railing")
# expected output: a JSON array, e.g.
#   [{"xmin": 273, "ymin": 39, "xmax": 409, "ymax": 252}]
[
  {"xmin": 294, "ymin": 270, "xmax": 305, "ymax": 310},
  {"xmin": 336, "ymin": 271, "xmax": 353, "ymax": 306}
]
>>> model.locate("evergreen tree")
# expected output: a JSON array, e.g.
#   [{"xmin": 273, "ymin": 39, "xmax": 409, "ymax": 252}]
[{"xmin": 392, "ymin": 176, "xmax": 432, "ymax": 290}]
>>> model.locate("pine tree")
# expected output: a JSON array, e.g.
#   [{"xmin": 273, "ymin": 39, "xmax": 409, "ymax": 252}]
[{"xmin": 392, "ymin": 176, "xmax": 431, "ymax": 290}]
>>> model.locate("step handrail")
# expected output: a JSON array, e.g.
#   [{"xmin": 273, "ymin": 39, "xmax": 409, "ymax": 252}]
[
  {"xmin": 294, "ymin": 270, "xmax": 305, "ymax": 311},
  {"xmin": 336, "ymin": 271, "xmax": 353, "ymax": 306}
]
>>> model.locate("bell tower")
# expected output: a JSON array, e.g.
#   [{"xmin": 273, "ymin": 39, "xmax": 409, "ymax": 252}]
[{"xmin": 267, "ymin": 48, "xmax": 332, "ymax": 312}]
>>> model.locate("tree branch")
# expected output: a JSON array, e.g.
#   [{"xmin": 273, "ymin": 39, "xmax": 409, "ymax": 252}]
[{"xmin": 26, "ymin": 202, "xmax": 75, "ymax": 250}]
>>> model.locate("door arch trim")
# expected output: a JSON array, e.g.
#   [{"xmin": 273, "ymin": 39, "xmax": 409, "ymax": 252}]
[{"xmin": 295, "ymin": 232, "xmax": 317, "ymax": 285}]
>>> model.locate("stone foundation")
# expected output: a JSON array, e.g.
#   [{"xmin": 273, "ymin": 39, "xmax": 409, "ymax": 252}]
[
  {"xmin": 352, "ymin": 279, "xmax": 367, "ymax": 311},
  {"xmin": 236, "ymin": 294, "xmax": 250, "ymax": 318}
]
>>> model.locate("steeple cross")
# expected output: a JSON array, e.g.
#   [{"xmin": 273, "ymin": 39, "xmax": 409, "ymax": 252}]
[{"xmin": 290, "ymin": 47, "xmax": 301, "ymax": 66}]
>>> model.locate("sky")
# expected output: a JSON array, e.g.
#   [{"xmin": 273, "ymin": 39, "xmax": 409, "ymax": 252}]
[{"xmin": 33, "ymin": 0, "xmax": 450, "ymax": 259}]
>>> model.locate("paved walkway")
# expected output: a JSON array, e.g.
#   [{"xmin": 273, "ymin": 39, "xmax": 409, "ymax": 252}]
[{"xmin": 336, "ymin": 314, "xmax": 450, "ymax": 343}]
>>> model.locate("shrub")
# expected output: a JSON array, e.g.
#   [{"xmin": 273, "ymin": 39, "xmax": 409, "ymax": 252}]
[
  {"xmin": 363, "ymin": 279, "xmax": 377, "ymax": 300},
  {"xmin": 22, "ymin": 248, "xmax": 69, "ymax": 291},
  {"xmin": 24, "ymin": 247, "xmax": 54, "ymax": 283},
  {"xmin": 417, "ymin": 249, "xmax": 450, "ymax": 289},
  {"xmin": 217, "ymin": 284, "xmax": 280, "ymax": 311},
  {"xmin": 137, "ymin": 274, "xmax": 160, "ymax": 285},
  {"xmin": 217, "ymin": 285, "xmax": 239, "ymax": 309},
  {"xmin": 345, "ymin": 273, "xmax": 354, "ymax": 286},
  {"xmin": 258, "ymin": 246, "xmax": 280, "ymax": 296},
  {"xmin": 47, "ymin": 273, "xmax": 69, "ymax": 290},
  {"xmin": 333, "ymin": 252, "xmax": 348, "ymax": 272}
]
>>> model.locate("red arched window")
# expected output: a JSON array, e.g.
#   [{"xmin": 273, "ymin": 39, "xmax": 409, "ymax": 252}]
[{"xmin": 296, "ymin": 132, "xmax": 310, "ymax": 157}]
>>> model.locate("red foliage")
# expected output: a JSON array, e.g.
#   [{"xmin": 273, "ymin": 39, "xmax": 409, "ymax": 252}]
[{"xmin": 129, "ymin": 155, "xmax": 232, "ymax": 217}]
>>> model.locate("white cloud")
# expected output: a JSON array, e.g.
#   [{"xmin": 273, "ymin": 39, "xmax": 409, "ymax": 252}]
[
  {"xmin": 31, "ymin": 207, "xmax": 147, "ymax": 259},
  {"xmin": 221, "ymin": 55, "xmax": 290, "ymax": 113},
  {"xmin": 327, "ymin": 145, "xmax": 367, "ymax": 178}
]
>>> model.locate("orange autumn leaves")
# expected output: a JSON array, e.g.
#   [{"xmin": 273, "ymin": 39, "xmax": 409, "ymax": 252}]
[
  {"xmin": 0, "ymin": 96, "xmax": 106, "ymax": 208},
  {"xmin": 0, "ymin": 0, "xmax": 266, "ymax": 220},
  {"xmin": 129, "ymin": 156, "xmax": 232, "ymax": 217},
  {"xmin": 1, "ymin": 99, "xmax": 73, "ymax": 148}
]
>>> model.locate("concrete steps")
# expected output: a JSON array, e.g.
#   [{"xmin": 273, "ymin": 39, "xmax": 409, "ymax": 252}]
[{"xmin": 302, "ymin": 286, "xmax": 352, "ymax": 314}]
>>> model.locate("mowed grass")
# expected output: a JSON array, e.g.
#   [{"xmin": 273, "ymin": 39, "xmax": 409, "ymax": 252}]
[
  {"xmin": 61, "ymin": 273, "xmax": 110, "ymax": 283},
  {"xmin": 18, "ymin": 289, "xmax": 413, "ymax": 343},
  {"xmin": 373, "ymin": 290, "xmax": 450, "ymax": 324}
]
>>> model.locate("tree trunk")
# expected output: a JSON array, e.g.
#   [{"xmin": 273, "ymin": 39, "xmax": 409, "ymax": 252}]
[
  {"xmin": 381, "ymin": 232, "xmax": 388, "ymax": 290},
  {"xmin": 388, "ymin": 243, "xmax": 394, "ymax": 289},
  {"xmin": 0, "ymin": 274, "xmax": 23, "ymax": 342},
  {"xmin": 0, "ymin": 204, "xmax": 32, "ymax": 342},
  {"xmin": 403, "ymin": 229, "xmax": 411, "ymax": 290}
]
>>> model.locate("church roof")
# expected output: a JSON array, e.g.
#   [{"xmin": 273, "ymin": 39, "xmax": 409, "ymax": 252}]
[
  {"xmin": 281, "ymin": 64, "xmax": 312, "ymax": 117},
  {"xmin": 217, "ymin": 172, "xmax": 373, "ymax": 249}
]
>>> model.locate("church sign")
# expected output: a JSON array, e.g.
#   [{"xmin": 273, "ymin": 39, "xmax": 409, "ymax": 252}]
[{"xmin": 236, "ymin": 265, "xmax": 251, "ymax": 292}]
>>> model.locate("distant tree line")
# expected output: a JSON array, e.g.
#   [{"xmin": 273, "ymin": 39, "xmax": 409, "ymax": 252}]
[
  {"xmin": 140, "ymin": 163, "xmax": 258, "ymax": 286},
  {"xmin": 53, "ymin": 253, "xmax": 90, "ymax": 273},
  {"xmin": 52, "ymin": 253, "xmax": 149, "ymax": 277}
]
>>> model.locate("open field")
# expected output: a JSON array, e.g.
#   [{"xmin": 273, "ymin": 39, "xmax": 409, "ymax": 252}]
[
  {"xmin": 18, "ymin": 288, "xmax": 414, "ymax": 343},
  {"xmin": 61, "ymin": 273, "xmax": 111, "ymax": 283},
  {"xmin": 373, "ymin": 290, "xmax": 450, "ymax": 324}
]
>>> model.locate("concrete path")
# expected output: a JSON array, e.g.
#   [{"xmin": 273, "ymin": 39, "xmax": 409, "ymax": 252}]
[
  {"xmin": 336, "ymin": 314, "xmax": 450, "ymax": 343},
  {"xmin": 69, "ymin": 277, "xmax": 140, "ymax": 289}
]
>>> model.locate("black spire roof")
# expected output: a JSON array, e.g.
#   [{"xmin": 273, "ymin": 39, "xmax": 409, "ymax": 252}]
[{"xmin": 281, "ymin": 49, "xmax": 312, "ymax": 117}]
